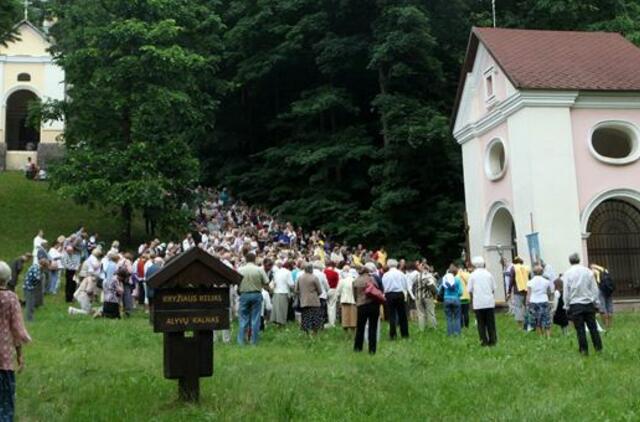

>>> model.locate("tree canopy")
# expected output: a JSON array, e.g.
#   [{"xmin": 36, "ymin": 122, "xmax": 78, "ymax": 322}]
[
  {"xmin": 39, "ymin": 0, "xmax": 640, "ymax": 263},
  {"xmin": 44, "ymin": 0, "xmax": 225, "ymax": 241},
  {"xmin": 0, "ymin": 0, "xmax": 21, "ymax": 46}
]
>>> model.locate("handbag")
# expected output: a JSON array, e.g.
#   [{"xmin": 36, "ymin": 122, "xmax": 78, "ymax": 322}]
[{"xmin": 364, "ymin": 278, "xmax": 386, "ymax": 304}]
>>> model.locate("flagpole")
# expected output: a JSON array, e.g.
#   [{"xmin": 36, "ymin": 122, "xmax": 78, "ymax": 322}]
[{"xmin": 492, "ymin": 0, "xmax": 497, "ymax": 28}]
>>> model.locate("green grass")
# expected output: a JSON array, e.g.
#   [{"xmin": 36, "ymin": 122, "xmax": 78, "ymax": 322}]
[
  {"xmin": 2, "ymin": 170, "xmax": 640, "ymax": 421},
  {"xmin": 0, "ymin": 171, "xmax": 144, "ymax": 261},
  {"xmin": 16, "ymin": 298, "xmax": 640, "ymax": 421}
]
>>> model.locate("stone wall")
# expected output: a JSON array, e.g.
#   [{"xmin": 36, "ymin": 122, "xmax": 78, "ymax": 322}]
[
  {"xmin": 37, "ymin": 143, "xmax": 64, "ymax": 169},
  {"xmin": 0, "ymin": 143, "xmax": 6, "ymax": 171}
]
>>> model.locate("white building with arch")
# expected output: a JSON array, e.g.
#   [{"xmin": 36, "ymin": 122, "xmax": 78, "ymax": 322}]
[
  {"xmin": 0, "ymin": 20, "xmax": 64, "ymax": 170},
  {"xmin": 453, "ymin": 27, "xmax": 640, "ymax": 299}
]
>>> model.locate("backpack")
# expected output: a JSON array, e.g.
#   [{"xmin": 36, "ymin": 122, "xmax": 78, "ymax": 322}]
[{"xmin": 599, "ymin": 271, "xmax": 615, "ymax": 296}]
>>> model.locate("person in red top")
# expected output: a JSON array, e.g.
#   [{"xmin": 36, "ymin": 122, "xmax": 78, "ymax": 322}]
[{"xmin": 324, "ymin": 262, "xmax": 340, "ymax": 327}]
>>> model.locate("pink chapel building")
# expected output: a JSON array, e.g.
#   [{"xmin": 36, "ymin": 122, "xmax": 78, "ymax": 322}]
[{"xmin": 453, "ymin": 27, "xmax": 640, "ymax": 300}]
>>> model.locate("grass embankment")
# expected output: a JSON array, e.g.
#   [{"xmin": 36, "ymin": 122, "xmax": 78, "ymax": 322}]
[
  {"xmin": 1, "ymin": 171, "xmax": 639, "ymax": 421},
  {"xmin": 0, "ymin": 171, "xmax": 143, "ymax": 261}
]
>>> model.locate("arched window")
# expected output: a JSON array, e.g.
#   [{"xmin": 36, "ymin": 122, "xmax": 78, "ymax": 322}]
[
  {"xmin": 484, "ymin": 138, "xmax": 507, "ymax": 181},
  {"xmin": 590, "ymin": 121, "xmax": 640, "ymax": 165},
  {"xmin": 17, "ymin": 73, "xmax": 31, "ymax": 82}
]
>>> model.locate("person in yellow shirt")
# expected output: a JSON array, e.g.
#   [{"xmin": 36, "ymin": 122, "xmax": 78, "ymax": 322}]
[
  {"xmin": 375, "ymin": 247, "xmax": 387, "ymax": 267},
  {"xmin": 313, "ymin": 241, "xmax": 326, "ymax": 263},
  {"xmin": 507, "ymin": 257, "xmax": 530, "ymax": 328},
  {"xmin": 351, "ymin": 252, "xmax": 362, "ymax": 267},
  {"xmin": 457, "ymin": 263, "xmax": 472, "ymax": 328}
]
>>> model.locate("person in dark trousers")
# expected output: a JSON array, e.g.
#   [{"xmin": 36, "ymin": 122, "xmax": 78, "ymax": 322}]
[
  {"xmin": 381, "ymin": 259, "xmax": 409, "ymax": 339},
  {"xmin": 563, "ymin": 253, "xmax": 603, "ymax": 355},
  {"xmin": 353, "ymin": 265, "xmax": 382, "ymax": 354},
  {"xmin": 467, "ymin": 257, "xmax": 498, "ymax": 346},
  {"xmin": 62, "ymin": 237, "xmax": 82, "ymax": 303}
]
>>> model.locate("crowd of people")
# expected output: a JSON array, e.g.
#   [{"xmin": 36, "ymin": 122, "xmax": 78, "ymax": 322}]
[{"xmin": 0, "ymin": 187, "xmax": 617, "ymax": 420}]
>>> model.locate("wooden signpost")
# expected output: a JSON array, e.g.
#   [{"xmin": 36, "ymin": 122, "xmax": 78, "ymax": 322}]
[{"xmin": 147, "ymin": 247, "xmax": 241, "ymax": 402}]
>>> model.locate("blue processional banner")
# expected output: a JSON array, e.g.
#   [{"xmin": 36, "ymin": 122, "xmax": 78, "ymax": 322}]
[{"xmin": 526, "ymin": 232, "xmax": 541, "ymax": 265}]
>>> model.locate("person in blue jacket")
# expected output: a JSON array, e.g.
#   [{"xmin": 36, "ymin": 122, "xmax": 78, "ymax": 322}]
[{"xmin": 439, "ymin": 263, "xmax": 463, "ymax": 336}]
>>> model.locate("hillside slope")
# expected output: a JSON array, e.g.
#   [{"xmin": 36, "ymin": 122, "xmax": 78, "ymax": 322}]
[{"xmin": 0, "ymin": 171, "xmax": 142, "ymax": 261}]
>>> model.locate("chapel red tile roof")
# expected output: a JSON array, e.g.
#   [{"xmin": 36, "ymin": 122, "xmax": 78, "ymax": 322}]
[
  {"xmin": 474, "ymin": 27, "xmax": 640, "ymax": 91},
  {"xmin": 452, "ymin": 27, "xmax": 640, "ymax": 128}
]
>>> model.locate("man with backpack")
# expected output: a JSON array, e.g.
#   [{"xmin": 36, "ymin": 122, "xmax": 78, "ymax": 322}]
[{"xmin": 591, "ymin": 264, "xmax": 615, "ymax": 330}]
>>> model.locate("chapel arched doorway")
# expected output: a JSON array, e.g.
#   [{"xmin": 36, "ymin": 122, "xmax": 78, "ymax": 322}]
[
  {"xmin": 5, "ymin": 89, "xmax": 40, "ymax": 150},
  {"xmin": 487, "ymin": 206, "xmax": 518, "ymax": 300},
  {"xmin": 587, "ymin": 199, "xmax": 640, "ymax": 297}
]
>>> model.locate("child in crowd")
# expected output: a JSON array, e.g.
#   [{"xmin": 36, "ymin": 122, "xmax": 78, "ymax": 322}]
[{"xmin": 552, "ymin": 278, "xmax": 569, "ymax": 335}]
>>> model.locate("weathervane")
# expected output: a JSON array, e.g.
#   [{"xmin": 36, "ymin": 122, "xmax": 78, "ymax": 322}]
[{"xmin": 24, "ymin": 0, "xmax": 32, "ymax": 21}]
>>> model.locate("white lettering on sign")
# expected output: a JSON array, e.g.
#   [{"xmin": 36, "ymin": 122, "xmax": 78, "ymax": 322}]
[
  {"xmin": 164, "ymin": 315, "xmax": 221, "ymax": 326},
  {"xmin": 161, "ymin": 294, "xmax": 224, "ymax": 304}
]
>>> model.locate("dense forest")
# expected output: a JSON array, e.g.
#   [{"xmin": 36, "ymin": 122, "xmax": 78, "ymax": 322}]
[{"xmin": 3, "ymin": 0, "xmax": 640, "ymax": 263}]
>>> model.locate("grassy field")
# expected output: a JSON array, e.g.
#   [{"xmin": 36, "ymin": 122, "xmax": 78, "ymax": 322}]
[
  {"xmin": 15, "ymin": 297, "xmax": 640, "ymax": 421},
  {"xmin": 2, "ymin": 171, "xmax": 640, "ymax": 421}
]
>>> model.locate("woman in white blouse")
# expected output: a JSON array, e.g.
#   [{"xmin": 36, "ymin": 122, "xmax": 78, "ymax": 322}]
[
  {"xmin": 270, "ymin": 261, "xmax": 294, "ymax": 326},
  {"xmin": 336, "ymin": 265, "xmax": 357, "ymax": 333}
]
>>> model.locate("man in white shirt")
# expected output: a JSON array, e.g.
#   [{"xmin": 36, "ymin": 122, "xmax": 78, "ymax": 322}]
[
  {"xmin": 562, "ymin": 253, "xmax": 603, "ymax": 355},
  {"xmin": 467, "ymin": 256, "xmax": 497, "ymax": 346},
  {"xmin": 381, "ymin": 259, "xmax": 409, "ymax": 339}
]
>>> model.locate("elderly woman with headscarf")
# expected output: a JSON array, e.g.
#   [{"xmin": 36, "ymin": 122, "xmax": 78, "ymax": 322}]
[
  {"xmin": 353, "ymin": 263, "xmax": 383, "ymax": 354},
  {"xmin": 0, "ymin": 261, "xmax": 32, "ymax": 421},
  {"xmin": 294, "ymin": 263, "xmax": 324, "ymax": 335}
]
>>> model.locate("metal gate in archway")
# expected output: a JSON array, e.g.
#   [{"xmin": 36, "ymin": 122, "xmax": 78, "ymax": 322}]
[{"xmin": 587, "ymin": 199, "xmax": 640, "ymax": 297}]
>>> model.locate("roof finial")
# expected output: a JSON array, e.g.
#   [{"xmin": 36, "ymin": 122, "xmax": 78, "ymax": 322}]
[
  {"xmin": 492, "ymin": 0, "xmax": 497, "ymax": 28},
  {"xmin": 24, "ymin": 0, "xmax": 32, "ymax": 21}
]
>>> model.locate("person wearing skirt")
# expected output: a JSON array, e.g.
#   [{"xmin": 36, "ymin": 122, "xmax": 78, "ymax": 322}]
[
  {"xmin": 295, "ymin": 264, "xmax": 323, "ymax": 335},
  {"xmin": 336, "ymin": 265, "xmax": 357, "ymax": 332},
  {"xmin": 271, "ymin": 261, "xmax": 294, "ymax": 326},
  {"xmin": 102, "ymin": 268, "xmax": 126, "ymax": 319}
]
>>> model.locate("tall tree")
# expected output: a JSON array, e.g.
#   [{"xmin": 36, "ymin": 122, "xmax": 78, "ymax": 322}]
[
  {"xmin": 45, "ymin": 0, "xmax": 225, "ymax": 241},
  {"xmin": 0, "ymin": 0, "xmax": 21, "ymax": 46},
  {"xmin": 210, "ymin": 0, "xmax": 468, "ymax": 263}
]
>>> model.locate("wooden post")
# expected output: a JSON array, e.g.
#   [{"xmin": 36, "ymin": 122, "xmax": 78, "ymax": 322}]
[{"xmin": 178, "ymin": 354, "xmax": 200, "ymax": 402}]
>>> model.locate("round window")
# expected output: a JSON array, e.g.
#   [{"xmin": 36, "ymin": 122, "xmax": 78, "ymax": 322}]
[
  {"xmin": 485, "ymin": 138, "xmax": 507, "ymax": 181},
  {"xmin": 590, "ymin": 122, "xmax": 640, "ymax": 165}
]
